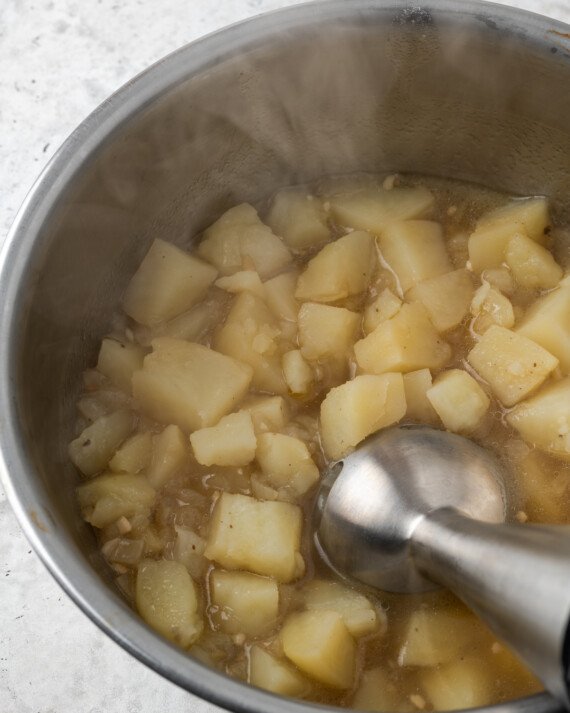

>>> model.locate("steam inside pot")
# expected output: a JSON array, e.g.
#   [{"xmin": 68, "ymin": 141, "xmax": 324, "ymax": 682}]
[{"xmin": 69, "ymin": 173, "xmax": 570, "ymax": 710}]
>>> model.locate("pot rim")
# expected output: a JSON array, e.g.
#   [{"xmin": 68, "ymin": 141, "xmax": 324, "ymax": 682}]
[{"xmin": 1, "ymin": 2, "xmax": 568, "ymax": 712}]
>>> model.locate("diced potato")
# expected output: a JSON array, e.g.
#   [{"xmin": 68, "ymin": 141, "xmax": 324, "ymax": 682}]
[
  {"xmin": 282, "ymin": 350, "xmax": 314, "ymax": 396},
  {"xmin": 427, "ymin": 370, "xmax": 490, "ymax": 433},
  {"xmin": 516, "ymin": 284, "xmax": 570, "ymax": 373},
  {"xmin": 363, "ymin": 288, "xmax": 402, "ymax": 334},
  {"xmin": 320, "ymin": 374, "xmax": 406, "ymax": 460},
  {"xmin": 399, "ymin": 607, "xmax": 482, "ymax": 667},
  {"xmin": 303, "ymin": 580, "xmax": 380, "ymax": 637},
  {"xmin": 132, "ymin": 338, "xmax": 253, "ymax": 431},
  {"xmin": 69, "ymin": 410, "xmax": 133, "ymax": 476},
  {"xmin": 211, "ymin": 570, "xmax": 279, "ymax": 636},
  {"xmin": 298, "ymin": 303, "xmax": 360, "ymax": 361},
  {"xmin": 482, "ymin": 266, "xmax": 515, "ymax": 295},
  {"xmin": 470, "ymin": 281, "xmax": 515, "ymax": 334},
  {"xmin": 77, "ymin": 472, "xmax": 155, "ymax": 529},
  {"xmin": 379, "ymin": 221, "xmax": 451, "ymax": 292},
  {"xmin": 354, "ymin": 303, "xmax": 451, "ymax": 375},
  {"xmin": 97, "ymin": 338, "xmax": 145, "ymax": 393},
  {"xmin": 281, "ymin": 610, "xmax": 356, "ymax": 689},
  {"xmin": 204, "ymin": 492, "xmax": 303, "ymax": 582},
  {"xmin": 136, "ymin": 559, "xmax": 202, "ymax": 648},
  {"xmin": 468, "ymin": 197, "xmax": 549, "ymax": 272},
  {"xmin": 506, "ymin": 378, "xmax": 570, "ymax": 458},
  {"xmin": 265, "ymin": 188, "xmax": 329, "ymax": 251},
  {"xmin": 172, "ymin": 527, "xmax": 207, "ymax": 579},
  {"xmin": 264, "ymin": 271, "xmax": 300, "ymax": 322},
  {"xmin": 148, "ymin": 296, "xmax": 228, "ymax": 345},
  {"xmin": 109, "ymin": 431, "xmax": 152, "ymax": 474},
  {"xmin": 198, "ymin": 203, "xmax": 292, "ymax": 279},
  {"xmin": 256, "ymin": 433, "xmax": 319, "ymax": 496},
  {"xmin": 467, "ymin": 326, "xmax": 558, "ymax": 406},
  {"xmin": 403, "ymin": 369, "xmax": 438, "ymax": 424},
  {"xmin": 514, "ymin": 450, "xmax": 569, "ymax": 522},
  {"xmin": 421, "ymin": 658, "xmax": 493, "ymax": 711},
  {"xmin": 353, "ymin": 667, "xmax": 412, "ymax": 713},
  {"xmin": 215, "ymin": 291, "xmax": 287, "ymax": 395},
  {"xmin": 294, "ymin": 231, "xmax": 375, "ymax": 303},
  {"xmin": 505, "ymin": 233, "xmax": 563, "ymax": 289},
  {"xmin": 407, "ymin": 269, "xmax": 473, "ymax": 332},
  {"xmin": 190, "ymin": 412, "xmax": 257, "ymax": 467},
  {"xmin": 329, "ymin": 187, "xmax": 435, "ymax": 235},
  {"xmin": 249, "ymin": 646, "xmax": 310, "ymax": 697},
  {"xmin": 123, "ymin": 239, "xmax": 218, "ymax": 326},
  {"xmin": 240, "ymin": 395, "xmax": 289, "ymax": 435},
  {"xmin": 215, "ymin": 270, "xmax": 265, "ymax": 298},
  {"xmin": 146, "ymin": 424, "xmax": 189, "ymax": 488}
]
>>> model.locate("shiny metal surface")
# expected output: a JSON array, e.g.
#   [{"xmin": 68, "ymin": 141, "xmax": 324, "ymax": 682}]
[
  {"xmin": 316, "ymin": 426, "xmax": 570, "ymax": 707},
  {"xmin": 1, "ymin": 1, "xmax": 570, "ymax": 712}
]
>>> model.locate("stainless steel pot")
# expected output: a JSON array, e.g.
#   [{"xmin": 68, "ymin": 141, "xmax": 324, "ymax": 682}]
[{"xmin": 1, "ymin": 2, "xmax": 570, "ymax": 712}]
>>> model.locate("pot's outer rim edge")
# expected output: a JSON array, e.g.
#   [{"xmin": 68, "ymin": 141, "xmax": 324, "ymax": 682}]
[{"xmin": 0, "ymin": 1, "xmax": 568, "ymax": 712}]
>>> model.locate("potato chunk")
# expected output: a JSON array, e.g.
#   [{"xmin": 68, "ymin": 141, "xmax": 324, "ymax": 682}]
[
  {"xmin": 421, "ymin": 658, "xmax": 493, "ymax": 711},
  {"xmin": 281, "ymin": 610, "xmax": 356, "ymax": 689},
  {"xmin": 123, "ymin": 239, "xmax": 218, "ymax": 326},
  {"xmin": 240, "ymin": 395, "xmax": 289, "ymax": 435},
  {"xmin": 215, "ymin": 270, "xmax": 265, "ymax": 298},
  {"xmin": 354, "ymin": 303, "xmax": 451, "ymax": 375},
  {"xmin": 379, "ymin": 221, "xmax": 451, "ymax": 292},
  {"xmin": 204, "ymin": 492, "xmax": 303, "ymax": 582},
  {"xmin": 77, "ymin": 472, "xmax": 155, "ymax": 529},
  {"xmin": 320, "ymin": 374, "xmax": 406, "ymax": 460},
  {"xmin": 136, "ymin": 559, "xmax": 202, "ymax": 648},
  {"xmin": 109, "ymin": 431, "xmax": 152, "ymax": 474},
  {"xmin": 298, "ymin": 303, "xmax": 360, "ymax": 361},
  {"xmin": 407, "ymin": 269, "xmax": 473, "ymax": 332},
  {"xmin": 470, "ymin": 281, "xmax": 515, "ymax": 334},
  {"xmin": 198, "ymin": 203, "xmax": 292, "ymax": 279},
  {"xmin": 215, "ymin": 291, "xmax": 286, "ymax": 395},
  {"xmin": 211, "ymin": 570, "xmax": 278, "ymax": 636},
  {"xmin": 263, "ymin": 271, "xmax": 300, "ymax": 322},
  {"xmin": 363, "ymin": 288, "xmax": 402, "ymax": 334},
  {"xmin": 352, "ymin": 667, "xmax": 410, "ymax": 713},
  {"xmin": 294, "ymin": 231, "xmax": 375, "ymax": 303},
  {"xmin": 147, "ymin": 424, "xmax": 188, "ymax": 488},
  {"xmin": 505, "ymin": 233, "xmax": 563, "ymax": 289},
  {"xmin": 467, "ymin": 326, "xmax": 558, "ymax": 406},
  {"xmin": 97, "ymin": 338, "xmax": 145, "ymax": 393},
  {"xmin": 427, "ymin": 370, "xmax": 490, "ymax": 433},
  {"xmin": 190, "ymin": 412, "xmax": 257, "ymax": 467},
  {"xmin": 282, "ymin": 350, "xmax": 314, "ymax": 396},
  {"xmin": 265, "ymin": 188, "xmax": 329, "ymax": 251},
  {"xmin": 329, "ymin": 186, "xmax": 435, "ymax": 234},
  {"xmin": 506, "ymin": 378, "xmax": 570, "ymax": 458},
  {"xmin": 132, "ymin": 338, "xmax": 253, "ymax": 431},
  {"xmin": 403, "ymin": 369, "xmax": 438, "ymax": 424},
  {"xmin": 249, "ymin": 646, "xmax": 310, "ymax": 698},
  {"xmin": 303, "ymin": 580, "xmax": 381, "ymax": 637},
  {"xmin": 256, "ymin": 433, "xmax": 319, "ymax": 496},
  {"xmin": 69, "ymin": 410, "xmax": 133, "ymax": 476}
]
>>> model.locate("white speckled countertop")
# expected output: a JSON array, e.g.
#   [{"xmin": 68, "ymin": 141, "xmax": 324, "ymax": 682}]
[{"xmin": 1, "ymin": 1, "xmax": 569, "ymax": 711}]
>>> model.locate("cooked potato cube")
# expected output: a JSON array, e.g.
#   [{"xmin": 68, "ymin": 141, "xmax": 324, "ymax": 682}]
[
  {"xmin": 97, "ymin": 338, "xmax": 144, "ymax": 393},
  {"xmin": 468, "ymin": 197, "xmax": 549, "ymax": 272},
  {"xmin": 516, "ymin": 284, "xmax": 570, "ymax": 373},
  {"xmin": 77, "ymin": 472, "xmax": 155, "ymax": 529},
  {"xmin": 482, "ymin": 266, "xmax": 515, "ymax": 295},
  {"xmin": 190, "ymin": 412, "xmax": 257, "ymax": 467},
  {"xmin": 145, "ymin": 424, "xmax": 189, "ymax": 488},
  {"xmin": 303, "ymin": 580, "xmax": 381, "ymax": 637},
  {"xmin": 215, "ymin": 291, "xmax": 287, "ymax": 395},
  {"xmin": 204, "ymin": 492, "xmax": 303, "ymax": 582},
  {"xmin": 320, "ymin": 374, "xmax": 406, "ymax": 460},
  {"xmin": 467, "ymin": 326, "xmax": 558, "ymax": 406},
  {"xmin": 354, "ymin": 303, "xmax": 451, "ymax": 375},
  {"xmin": 249, "ymin": 646, "xmax": 310, "ymax": 697},
  {"xmin": 514, "ymin": 450, "xmax": 569, "ymax": 522},
  {"xmin": 211, "ymin": 570, "xmax": 278, "ymax": 636},
  {"xmin": 329, "ymin": 187, "xmax": 435, "ymax": 234},
  {"xmin": 421, "ymin": 657, "xmax": 493, "ymax": 711},
  {"xmin": 264, "ymin": 271, "xmax": 300, "ymax": 322},
  {"xmin": 109, "ymin": 431, "xmax": 152, "ymax": 474},
  {"xmin": 123, "ymin": 239, "xmax": 218, "ymax": 326},
  {"xmin": 403, "ymin": 369, "xmax": 438, "ymax": 424},
  {"xmin": 256, "ymin": 433, "xmax": 319, "ymax": 496},
  {"xmin": 281, "ymin": 610, "xmax": 356, "ymax": 689},
  {"xmin": 198, "ymin": 203, "xmax": 292, "ymax": 279},
  {"xmin": 265, "ymin": 189, "xmax": 329, "ymax": 251},
  {"xmin": 136, "ymin": 559, "xmax": 202, "ymax": 648},
  {"xmin": 240, "ymin": 395, "xmax": 289, "ymax": 435},
  {"xmin": 172, "ymin": 527, "xmax": 207, "ymax": 579},
  {"xmin": 407, "ymin": 269, "xmax": 473, "ymax": 332},
  {"xmin": 379, "ymin": 221, "xmax": 451, "ymax": 292},
  {"xmin": 294, "ymin": 231, "xmax": 375, "ymax": 303},
  {"xmin": 363, "ymin": 288, "xmax": 402, "ymax": 334},
  {"xmin": 132, "ymin": 338, "xmax": 253, "ymax": 431},
  {"xmin": 352, "ymin": 667, "xmax": 410, "ymax": 713},
  {"xmin": 298, "ymin": 303, "xmax": 360, "ymax": 361},
  {"xmin": 69, "ymin": 410, "xmax": 133, "ymax": 476},
  {"xmin": 505, "ymin": 233, "xmax": 563, "ymax": 289},
  {"xmin": 282, "ymin": 350, "xmax": 314, "ymax": 396},
  {"xmin": 470, "ymin": 281, "xmax": 515, "ymax": 334},
  {"xmin": 427, "ymin": 370, "xmax": 490, "ymax": 433},
  {"xmin": 147, "ymin": 294, "xmax": 229, "ymax": 346},
  {"xmin": 506, "ymin": 378, "xmax": 570, "ymax": 458},
  {"xmin": 215, "ymin": 270, "xmax": 265, "ymax": 298}
]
